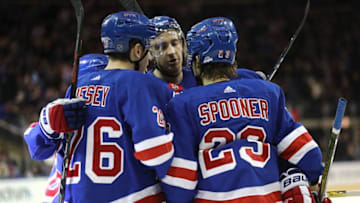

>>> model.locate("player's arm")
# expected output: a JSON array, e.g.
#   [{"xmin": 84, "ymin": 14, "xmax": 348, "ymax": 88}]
[
  {"xmin": 125, "ymin": 76, "xmax": 175, "ymax": 178},
  {"xmin": 24, "ymin": 122, "xmax": 60, "ymax": 160},
  {"xmin": 160, "ymin": 97, "xmax": 198, "ymax": 203},
  {"xmin": 24, "ymin": 97, "xmax": 86, "ymax": 160},
  {"xmin": 275, "ymin": 88, "xmax": 323, "ymax": 184}
]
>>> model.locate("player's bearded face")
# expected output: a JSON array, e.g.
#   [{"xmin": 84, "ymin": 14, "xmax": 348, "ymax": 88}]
[{"xmin": 150, "ymin": 30, "xmax": 183, "ymax": 76}]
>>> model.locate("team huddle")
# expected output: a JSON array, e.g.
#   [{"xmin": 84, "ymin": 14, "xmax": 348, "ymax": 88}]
[{"xmin": 24, "ymin": 10, "xmax": 330, "ymax": 203}]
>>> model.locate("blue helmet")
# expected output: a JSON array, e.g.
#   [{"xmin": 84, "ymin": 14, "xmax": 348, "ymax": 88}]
[
  {"xmin": 186, "ymin": 17, "xmax": 238, "ymax": 67},
  {"xmin": 101, "ymin": 11, "xmax": 156, "ymax": 54},
  {"xmin": 150, "ymin": 16, "xmax": 187, "ymax": 65},
  {"xmin": 78, "ymin": 54, "xmax": 108, "ymax": 76},
  {"xmin": 150, "ymin": 16, "xmax": 183, "ymax": 34}
]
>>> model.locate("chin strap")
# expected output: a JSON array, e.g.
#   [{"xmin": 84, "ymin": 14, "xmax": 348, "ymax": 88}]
[{"xmin": 130, "ymin": 49, "xmax": 149, "ymax": 71}]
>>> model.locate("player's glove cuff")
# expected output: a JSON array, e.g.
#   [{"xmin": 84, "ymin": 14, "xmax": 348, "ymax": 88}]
[
  {"xmin": 281, "ymin": 168, "xmax": 316, "ymax": 203},
  {"xmin": 280, "ymin": 168, "xmax": 309, "ymax": 193},
  {"xmin": 39, "ymin": 105, "xmax": 61, "ymax": 139},
  {"xmin": 39, "ymin": 98, "xmax": 86, "ymax": 139}
]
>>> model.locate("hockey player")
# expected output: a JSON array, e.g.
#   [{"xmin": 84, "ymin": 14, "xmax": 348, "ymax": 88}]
[
  {"xmin": 148, "ymin": 16, "xmax": 197, "ymax": 90},
  {"xmin": 148, "ymin": 15, "xmax": 264, "ymax": 93},
  {"xmin": 161, "ymin": 17, "xmax": 324, "ymax": 203},
  {"xmin": 24, "ymin": 53, "xmax": 108, "ymax": 160},
  {"xmin": 24, "ymin": 11, "xmax": 174, "ymax": 203},
  {"xmin": 77, "ymin": 53, "xmax": 108, "ymax": 76}
]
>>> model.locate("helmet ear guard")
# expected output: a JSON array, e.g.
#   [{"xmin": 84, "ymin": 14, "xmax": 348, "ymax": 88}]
[{"xmin": 101, "ymin": 11, "xmax": 156, "ymax": 54}]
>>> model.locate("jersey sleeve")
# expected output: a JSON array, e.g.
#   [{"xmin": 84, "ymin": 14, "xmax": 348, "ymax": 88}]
[
  {"xmin": 23, "ymin": 86, "xmax": 72, "ymax": 161},
  {"xmin": 23, "ymin": 122, "xmax": 60, "ymax": 160},
  {"xmin": 275, "ymin": 89, "xmax": 323, "ymax": 182},
  {"xmin": 160, "ymin": 97, "xmax": 198, "ymax": 203},
  {"xmin": 124, "ymin": 76, "xmax": 174, "ymax": 179}
]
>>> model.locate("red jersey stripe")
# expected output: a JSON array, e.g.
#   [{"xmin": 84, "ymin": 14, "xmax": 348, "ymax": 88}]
[
  {"xmin": 134, "ymin": 142, "xmax": 173, "ymax": 161},
  {"xmin": 280, "ymin": 132, "xmax": 313, "ymax": 160}
]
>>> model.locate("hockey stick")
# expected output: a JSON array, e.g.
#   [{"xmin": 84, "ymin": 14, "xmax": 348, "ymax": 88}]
[
  {"xmin": 266, "ymin": 0, "xmax": 310, "ymax": 81},
  {"xmin": 118, "ymin": 0, "xmax": 144, "ymax": 14},
  {"xmin": 59, "ymin": 0, "xmax": 84, "ymax": 202},
  {"xmin": 318, "ymin": 97, "xmax": 347, "ymax": 202}
]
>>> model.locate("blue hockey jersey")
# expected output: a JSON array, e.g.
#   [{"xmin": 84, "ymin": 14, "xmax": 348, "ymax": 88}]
[
  {"xmin": 25, "ymin": 69, "xmax": 175, "ymax": 203},
  {"xmin": 147, "ymin": 66, "xmax": 197, "ymax": 89},
  {"xmin": 23, "ymin": 67, "xmax": 264, "ymax": 202},
  {"xmin": 162, "ymin": 79, "xmax": 323, "ymax": 203},
  {"xmin": 236, "ymin": 68, "xmax": 264, "ymax": 80}
]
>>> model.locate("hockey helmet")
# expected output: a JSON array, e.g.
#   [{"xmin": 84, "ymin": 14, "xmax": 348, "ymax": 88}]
[
  {"xmin": 78, "ymin": 54, "xmax": 108, "ymax": 76},
  {"xmin": 101, "ymin": 11, "xmax": 156, "ymax": 54},
  {"xmin": 186, "ymin": 17, "xmax": 238, "ymax": 67}
]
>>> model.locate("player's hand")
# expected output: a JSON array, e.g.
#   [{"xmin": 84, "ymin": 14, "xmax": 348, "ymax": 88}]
[
  {"xmin": 280, "ymin": 168, "xmax": 316, "ymax": 203},
  {"xmin": 39, "ymin": 98, "xmax": 86, "ymax": 138},
  {"xmin": 311, "ymin": 190, "xmax": 332, "ymax": 203}
]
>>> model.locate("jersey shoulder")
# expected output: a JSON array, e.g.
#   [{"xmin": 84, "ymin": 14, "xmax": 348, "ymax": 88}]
[
  {"xmin": 236, "ymin": 68, "xmax": 263, "ymax": 80},
  {"xmin": 181, "ymin": 67, "xmax": 197, "ymax": 89},
  {"xmin": 236, "ymin": 79, "xmax": 282, "ymax": 95}
]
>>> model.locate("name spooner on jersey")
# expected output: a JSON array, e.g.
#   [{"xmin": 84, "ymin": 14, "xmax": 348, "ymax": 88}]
[
  {"xmin": 76, "ymin": 85, "xmax": 110, "ymax": 107},
  {"xmin": 198, "ymin": 97, "xmax": 268, "ymax": 126}
]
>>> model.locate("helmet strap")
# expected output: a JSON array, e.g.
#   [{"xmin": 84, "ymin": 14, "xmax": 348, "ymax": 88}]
[
  {"xmin": 129, "ymin": 49, "xmax": 149, "ymax": 71},
  {"xmin": 191, "ymin": 56, "xmax": 203, "ymax": 86}
]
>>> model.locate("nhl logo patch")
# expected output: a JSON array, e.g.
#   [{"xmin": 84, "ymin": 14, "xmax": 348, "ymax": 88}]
[{"xmin": 168, "ymin": 82, "xmax": 184, "ymax": 93}]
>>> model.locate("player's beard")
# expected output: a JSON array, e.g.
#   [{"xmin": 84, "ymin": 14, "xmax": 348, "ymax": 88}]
[{"xmin": 156, "ymin": 62, "xmax": 182, "ymax": 78}]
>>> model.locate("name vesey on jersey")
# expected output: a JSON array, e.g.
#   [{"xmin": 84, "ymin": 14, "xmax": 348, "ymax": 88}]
[
  {"xmin": 76, "ymin": 85, "xmax": 110, "ymax": 107},
  {"xmin": 198, "ymin": 97, "xmax": 268, "ymax": 126}
]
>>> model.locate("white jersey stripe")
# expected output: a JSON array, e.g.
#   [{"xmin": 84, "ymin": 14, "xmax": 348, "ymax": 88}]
[
  {"xmin": 277, "ymin": 125, "xmax": 307, "ymax": 154},
  {"xmin": 171, "ymin": 157, "xmax": 197, "ymax": 170},
  {"xmin": 134, "ymin": 133, "xmax": 173, "ymax": 151},
  {"xmin": 110, "ymin": 183, "xmax": 161, "ymax": 203},
  {"xmin": 195, "ymin": 181, "xmax": 280, "ymax": 201},
  {"xmin": 162, "ymin": 175, "xmax": 198, "ymax": 190},
  {"xmin": 288, "ymin": 140, "xmax": 318, "ymax": 164}
]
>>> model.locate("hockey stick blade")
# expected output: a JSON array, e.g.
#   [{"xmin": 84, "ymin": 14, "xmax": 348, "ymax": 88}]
[
  {"xmin": 118, "ymin": 0, "xmax": 144, "ymax": 14},
  {"xmin": 318, "ymin": 97, "xmax": 347, "ymax": 202},
  {"xmin": 59, "ymin": 1, "xmax": 84, "ymax": 203},
  {"xmin": 267, "ymin": 0, "xmax": 310, "ymax": 81}
]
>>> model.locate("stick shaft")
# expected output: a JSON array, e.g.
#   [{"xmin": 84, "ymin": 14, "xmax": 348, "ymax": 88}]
[
  {"xmin": 318, "ymin": 97, "xmax": 347, "ymax": 201},
  {"xmin": 59, "ymin": 1, "xmax": 84, "ymax": 202},
  {"xmin": 267, "ymin": 0, "xmax": 310, "ymax": 81}
]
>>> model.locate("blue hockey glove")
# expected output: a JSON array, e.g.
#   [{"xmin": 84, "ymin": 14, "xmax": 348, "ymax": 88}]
[
  {"xmin": 39, "ymin": 98, "xmax": 86, "ymax": 139},
  {"xmin": 280, "ymin": 167, "xmax": 316, "ymax": 203}
]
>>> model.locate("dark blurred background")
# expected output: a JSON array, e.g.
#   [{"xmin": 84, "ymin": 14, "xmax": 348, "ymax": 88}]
[{"xmin": 0, "ymin": 0, "xmax": 359, "ymax": 178}]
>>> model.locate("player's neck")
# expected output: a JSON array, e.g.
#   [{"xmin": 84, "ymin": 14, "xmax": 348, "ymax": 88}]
[
  {"xmin": 202, "ymin": 77, "xmax": 230, "ymax": 86},
  {"xmin": 153, "ymin": 69, "xmax": 183, "ymax": 84},
  {"xmin": 105, "ymin": 59, "xmax": 135, "ymax": 70}
]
